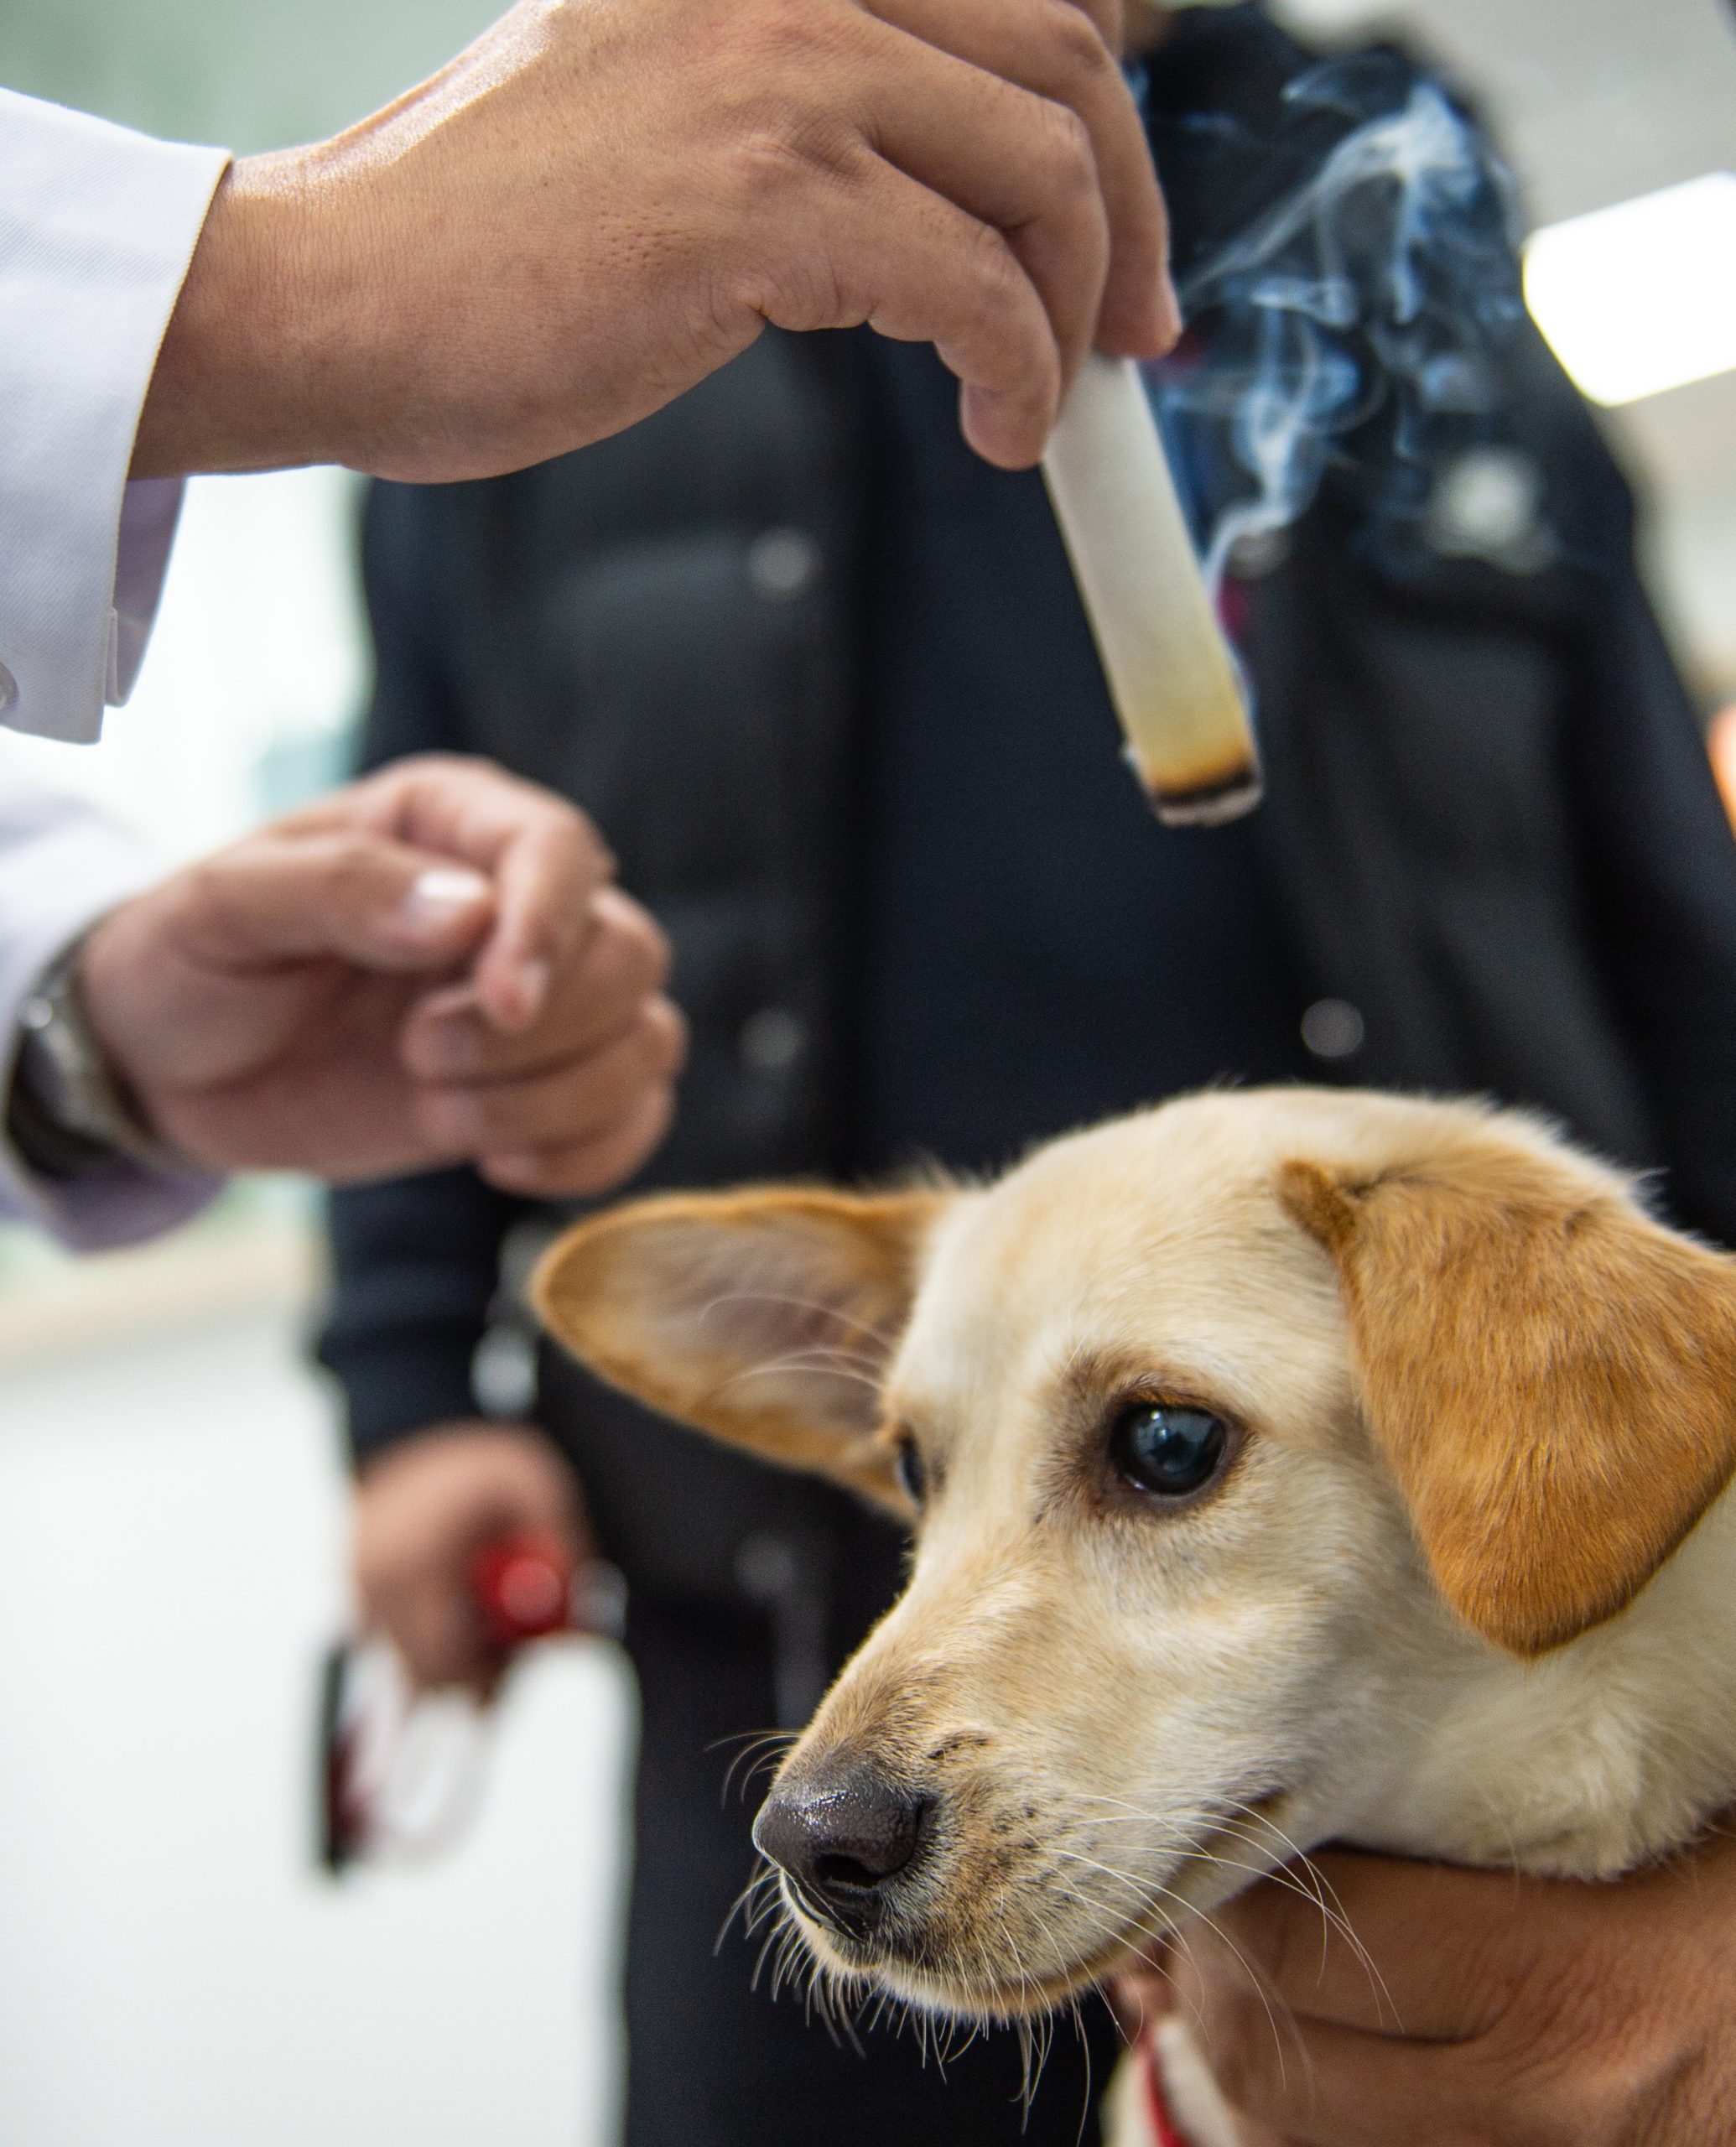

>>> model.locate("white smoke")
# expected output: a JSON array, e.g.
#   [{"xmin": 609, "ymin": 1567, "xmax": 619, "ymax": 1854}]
[{"xmin": 1146, "ymin": 64, "xmax": 1526, "ymax": 593}]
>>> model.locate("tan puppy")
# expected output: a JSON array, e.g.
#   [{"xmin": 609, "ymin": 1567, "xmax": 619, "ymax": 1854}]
[{"xmin": 533, "ymin": 1089, "xmax": 1736, "ymax": 2140}]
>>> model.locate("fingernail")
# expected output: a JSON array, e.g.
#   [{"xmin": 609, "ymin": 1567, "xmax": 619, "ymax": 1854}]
[
  {"xmin": 401, "ymin": 867, "xmax": 491, "ymax": 936},
  {"xmin": 1156, "ymin": 267, "xmax": 1184, "ymax": 350},
  {"xmin": 517, "ymin": 957, "xmax": 551, "ymax": 1022}
]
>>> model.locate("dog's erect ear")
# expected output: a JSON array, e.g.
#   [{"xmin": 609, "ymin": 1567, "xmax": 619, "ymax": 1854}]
[
  {"xmin": 531, "ymin": 1187, "xmax": 945, "ymax": 1510},
  {"xmin": 1279, "ymin": 1145, "xmax": 1736, "ymax": 1656}
]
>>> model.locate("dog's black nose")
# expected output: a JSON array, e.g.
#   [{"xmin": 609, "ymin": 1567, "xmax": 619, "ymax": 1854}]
[{"xmin": 753, "ymin": 1763, "xmax": 931, "ymax": 1931}]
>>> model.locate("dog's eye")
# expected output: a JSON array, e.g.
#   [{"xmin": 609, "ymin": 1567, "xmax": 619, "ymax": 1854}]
[
  {"xmin": 894, "ymin": 1436, "xmax": 928, "ymax": 1509},
  {"xmin": 1111, "ymin": 1403, "xmax": 1227, "ymax": 1500}
]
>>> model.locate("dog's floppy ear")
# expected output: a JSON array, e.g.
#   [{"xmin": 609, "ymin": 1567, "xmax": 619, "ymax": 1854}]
[
  {"xmin": 1279, "ymin": 1144, "xmax": 1736, "ymax": 1656},
  {"xmin": 531, "ymin": 1187, "xmax": 945, "ymax": 1510}
]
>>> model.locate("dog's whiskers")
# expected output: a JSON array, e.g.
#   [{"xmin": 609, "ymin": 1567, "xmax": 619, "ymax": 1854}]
[
  {"xmin": 710, "ymin": 1727, "xmax": 797, "ymax": 1805},
  {"xmin": 714, "ymin": 1858, "xmax": 784, "ymax": 1954},
  {"xmin": 1043, "ymin": 1843, "xmax": 1301, "ymax": 2090},
  {"xmin": 1066, "ymin": 1789, "xmax": 1399, "ymax": 2030}
]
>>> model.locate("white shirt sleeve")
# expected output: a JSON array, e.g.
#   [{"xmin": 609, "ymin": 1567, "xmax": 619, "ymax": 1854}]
[
  {"xmin": 0, "ymin": 91, "xmax": 229, "ymax": 744},
  {"xmin": 0, "ymin": 742, "xmax": 221, "ymax": 1248}
]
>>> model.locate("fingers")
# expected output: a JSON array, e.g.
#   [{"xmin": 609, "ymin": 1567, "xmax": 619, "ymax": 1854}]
[
  {"xmin": 737, "ymin": 0, "xmax": 1174, "ymax": 465},
  {"xmin": 479, "ymin": 1077, "xmax": 678, "ymax": 1198},
  {"xmin": 165, "ymin": 830, "xmax": 498, "ymax": 974},
  {"xmin": 869, "ymin": 0, "xmax": 1177, "ymax": 364},
  {"xmin": 355, "ymin": 1422, "xmax": 587, "ymax": 1692},
  {"xmin": 1167, "ymin": 1999, "xmax": 1469, "ymax": 2147},
  {"xmin": 413, "ymin": 994, "xmax": 687, "ymax": 1164},
  {"xmin": 859, "ymin": 29, "xmax": 1110, "ymax": 398},
  {"xmin": 1194, "ymin": 1852, "xmax": 1536, "ymax": 2040},
  {"xmin": 751, "ymin": 141, "xmax": 1063, "ymax": 467},
  {"xmin": 400, "ymin": 881, "xmax": 684, "ymax": 1194},
  {"xmin": 402, "ymin": 887, "xmax": 673, "ymax": 1083},
  {"xmin": 190, "ymin": 763, "xmax": 684, "ymax": 1191},
  {"xmin": 296, "ymin": 757, "xmax": 617, "ymax": 1029},
  {"xmin": 1168, "ymin": 1853, "xmax": 1564, "ymax": 2145},
  {"xmin": 380, "ymin": 759, "xmax": 617, "ymax": 1031}
]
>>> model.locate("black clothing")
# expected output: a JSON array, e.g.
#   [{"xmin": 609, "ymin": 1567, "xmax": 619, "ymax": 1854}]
[
  {"xmin": 319, "ymin": 12, "xmax": 1736, "ymax": 2141},
  {"xmin": 848, "ymin": 337, "xmax": 1314, "ymax": 1174}
]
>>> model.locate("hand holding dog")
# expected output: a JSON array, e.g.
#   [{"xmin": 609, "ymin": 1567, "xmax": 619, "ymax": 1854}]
[
  {"xmin": 355, "ymin": 1422, "xmax": 589, "ymax": 1692},
  {"xmin": 77, "ymin": 755, "xmax": 684, "ymax": 1193},
  {"xmin": 133, "ymin": 0, "xmax": 1176, "ymax": 483},
  {"xmin": 1127, "ymin": 1832, "xmax": 1736, "ymax": 2146}
]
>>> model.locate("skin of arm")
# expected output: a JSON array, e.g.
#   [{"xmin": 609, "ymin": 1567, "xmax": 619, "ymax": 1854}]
[{"xmin": 133, "ymin": 0, "xmax": 1180, "ymax": 483}]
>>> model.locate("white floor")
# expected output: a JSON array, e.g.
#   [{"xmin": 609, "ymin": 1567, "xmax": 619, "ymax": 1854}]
[{"xmin": 0, "ymin": 1308, "xmax": 632, "ymax": 2147}]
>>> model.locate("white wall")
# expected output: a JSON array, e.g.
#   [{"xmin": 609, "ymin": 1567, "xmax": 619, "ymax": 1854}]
[
  {"xmin": 0, "ymin": 23, "xmax": 637, "ymax": 2139},
  {"xmin": 0, "ymin": 0, "xmax": 496, "ymax": 153},
  {"xmin": 0, "ymin": 1307, "xmax": 631, "ymax": 2147}
]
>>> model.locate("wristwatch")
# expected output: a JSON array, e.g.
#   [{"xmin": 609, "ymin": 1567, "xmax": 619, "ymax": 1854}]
[{"xmin": 6, "ymin": 933, "xmax": 175, "ymax": 1179}]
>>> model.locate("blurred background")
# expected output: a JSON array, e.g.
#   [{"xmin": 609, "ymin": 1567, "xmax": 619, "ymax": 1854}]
[{"xmin": 0, "ymin": 0, "xmax": 1730, "ymax": 2139}]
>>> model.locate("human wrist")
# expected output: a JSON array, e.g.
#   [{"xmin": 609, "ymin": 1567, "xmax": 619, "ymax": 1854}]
[
  {"xmin": 131, "ymin": 150, "xmax": 366, "ymax": 479},
  {"xmin": 6, "ymin": 931, "xmax": 185, "ymax": 1177}
]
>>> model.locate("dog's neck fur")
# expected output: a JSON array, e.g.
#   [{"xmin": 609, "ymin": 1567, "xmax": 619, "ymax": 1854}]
[{"xmin": 1346, "ymin": 1489, "xmax": 1736, "ymax": 1879}]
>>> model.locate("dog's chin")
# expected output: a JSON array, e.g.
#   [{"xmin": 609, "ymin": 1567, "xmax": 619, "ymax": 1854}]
[{"xmin": 777, "ymin": 1888, "xmax": 1152, "ymax": 2024}]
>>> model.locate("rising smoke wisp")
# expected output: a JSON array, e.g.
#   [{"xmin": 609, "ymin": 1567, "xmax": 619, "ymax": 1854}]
[{"xmin": 1145, "ymin": 53, "xmax": 1528, "ymax": 592}]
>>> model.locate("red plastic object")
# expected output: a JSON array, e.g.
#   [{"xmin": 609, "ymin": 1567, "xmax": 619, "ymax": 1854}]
[
  {"xmin": 1142, "ymin": 2038, "xmax": 1193, "ymax": 2147},
  {"xmin": 469, "ymin": 1534, "xmax": 574, "ymax": 1650}
]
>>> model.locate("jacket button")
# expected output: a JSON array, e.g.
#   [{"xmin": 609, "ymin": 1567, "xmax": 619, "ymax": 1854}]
[
  {"xmin": 748, "ymin": 528, "xmax": 821, "ymax": 601},
  {"xmin": 1301, "ymin": 998, "xmax": 1365, "ymax": 1061},
  {"xmin": 740, "ymin": 1006, "xmax": 808, "ymax": 1074},
  {"xmin": 0, "ymin": 663, "xmax": 17, "ymax": 713},
  {"xmin": 1425, "ymin": 449, "xmax": 1551, "ymax": 573}
]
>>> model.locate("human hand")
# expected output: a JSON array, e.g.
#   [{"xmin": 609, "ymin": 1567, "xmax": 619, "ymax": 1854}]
[
  {"xmin": 355, "ymin": 1420, "xmax": 590, "ymax": 1691},
  {"xmin": 134, "ymin": 0, "xmax": 1177, "ymax": 482},
  {"xmin": 1118, "ymin": 1831, "xmax": 1736, "ymax": 2146},
  {"xmin": 76, "ymin": 755, "xmax": 684, "ymax": 1193}
]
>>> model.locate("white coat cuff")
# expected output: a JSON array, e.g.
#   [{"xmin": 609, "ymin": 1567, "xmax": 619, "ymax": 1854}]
[{"xmin": 0, "ymin": 91, "xmax": 228, "ymax": 743}]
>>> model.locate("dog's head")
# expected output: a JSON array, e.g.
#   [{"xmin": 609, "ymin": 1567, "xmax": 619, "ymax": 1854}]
[{"xmin": 533, "ymin": 1089, "xmax": 1736, "ymax": 2019}]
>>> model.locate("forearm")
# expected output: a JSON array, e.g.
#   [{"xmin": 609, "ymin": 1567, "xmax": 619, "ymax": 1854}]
[
  {"xmin": 131, "ymin": 0, "xmax": 1178, "ymax": 491},
  {"xmin": 132, "ymin": 150, "xmax": 373, "ymax": 481}
]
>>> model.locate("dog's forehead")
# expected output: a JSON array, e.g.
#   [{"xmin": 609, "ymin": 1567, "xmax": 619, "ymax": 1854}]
[{"xmin": 888, "ymin": 1093, "xmax": 1350, "ymax": 1427}]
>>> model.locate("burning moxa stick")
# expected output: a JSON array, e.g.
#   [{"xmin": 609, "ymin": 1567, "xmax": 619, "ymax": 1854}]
[{"xmin": 1042, "ymin": 353, "xmax": 1261, "ymax": 826}]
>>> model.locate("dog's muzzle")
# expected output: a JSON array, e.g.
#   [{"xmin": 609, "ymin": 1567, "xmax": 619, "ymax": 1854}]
[{"xmin": 753, "ymin": 1760, "xmax": 933, "ymax": 1941}]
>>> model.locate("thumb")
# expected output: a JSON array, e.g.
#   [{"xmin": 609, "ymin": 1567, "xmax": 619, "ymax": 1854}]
[{"xmin": 175, "ymin": 832, "xmax": 496, "ymax": 972}]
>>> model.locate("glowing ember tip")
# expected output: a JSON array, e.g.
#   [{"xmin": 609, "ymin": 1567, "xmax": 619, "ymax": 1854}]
[{"xmin": 1042, "ymin": 354, "xmax": 1261, "ymax": 828}]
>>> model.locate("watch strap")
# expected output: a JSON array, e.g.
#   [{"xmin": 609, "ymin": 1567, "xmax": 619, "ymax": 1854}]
[{"xmin": 7, "ymin": 933, "xmax": 179, "ymax": 1179}]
